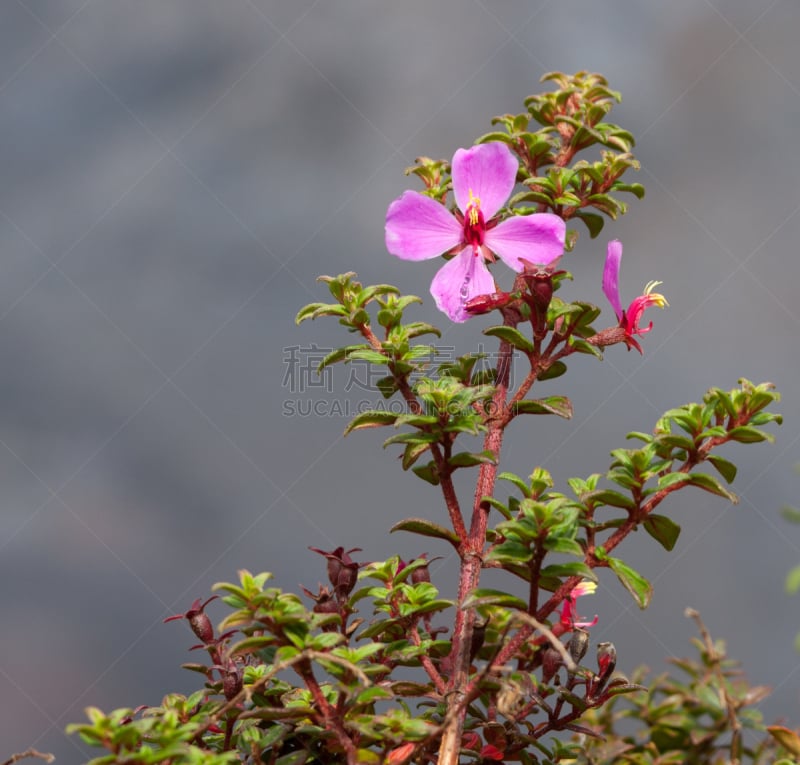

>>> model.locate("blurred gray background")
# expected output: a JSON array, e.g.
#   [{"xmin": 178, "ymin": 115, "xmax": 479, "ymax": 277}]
[{"xmin": 1, "ymin": 1, "xmax": 799, "ymax": 761}]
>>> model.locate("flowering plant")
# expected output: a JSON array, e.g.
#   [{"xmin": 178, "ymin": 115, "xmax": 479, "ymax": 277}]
[{"xmin": 63, "ymin": 72, "xmax": 792, "ymax": 765}]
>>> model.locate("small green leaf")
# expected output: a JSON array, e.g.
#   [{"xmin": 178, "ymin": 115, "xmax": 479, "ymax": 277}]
[
  {"xmin": 357, "ymin": 284, "xmax": 400, "ymax": 306},
  {"xmin": 657, "ymin": 473, "xmax": 691, "ymax": 491},
  {"xmin": 513, "ymin": 396, "xmax": 573, "ymax": 419},
  {"xmin": 538, "ymin": 361, "xmax": 567, "ymax": 381},
  {"xmin": 344, "ymin": 410, "xmax": 399, "ymax": 435},
  {"xmin": 276, "ymin": 750, "xmax": 310, "ymax": 765},
  {"xmin": 612, "ymin": 182, "xmax": 646, "ymax": 200},
  {"xmin": 687, "ymin": 473, "xmax": 738, "ymax": 503},
  {"xmin": 448, "ymin": 450, "xmax": 497, "ymax": 468},
  {"xmin": 585, "ymin": 489, "xmax": 635, "ymax": 510},
  {"xmin": 318, "ymin": 345, "xmax": 367, "ymax": 371},
  {"xmin": 643, "ymin": 514, "xmax": 681, "ymax": 551},
  {"xmin": 575, "ymin": 211, "xmax": 605, "ymax": 238},
  {"xmin": 402, "ymin": 441, "xmax": 432, "ymax": 470},
  {"xmin": 484, "ymin": 540, "xmax": 533, "ymax": 565},
  {"xmin": 786, "ymin": 565, "xmax": 800, "ymax": 594},
  {"xmin": 767, "ymin": 726, "xmax": 800, "ymax": 757},
  {"xmin": 412, "ymin": 462, "xmax": 440, "ymax": 485},
  {"xmin": 607, "ymin": 557, "xmax": 652, "ymax": 609},
  {"xmin": 542, "ymin": 537, "xmax": 584, "ymax": 556},
  {"xmin": 461, "ymin": 588, "xmax": 528, "ymax": 610},
  {"xmin": 354, "ymin": 686, "xmax": 393, "ymax": 705},
  {"xmin": 383, "ymin": 431, "xmax": 439, "ymax": 447},
  {"xmin": 347, "ymin": 349, "xmax": 390, "ymax": 365},
  {"xmin": 390, "ymin": 518, "xmax": 460, "ymax": 546},
  {"xmin": 405, "ymin": 321, "xmax": 442, "ymax": 339},
  {"xmin": 568, "ymin": 338, "xmax": 603, "ymax": 359},
  {"xmin": 540, "ymin": 562, "xmax": 597, "ymax": 581},
  {"xmin": 499, "ymin": 471, "xmax": 533, "ymax": 498},
  {"xmin": 295, "ymin": 302, "xmax": 327, "ymax": 324},
  {"xmin": 728, "ymin": 425, "xmax": 772, "ymax": 443},
  {"xmin": 482, "ymin": 496, "xmax": 512, "ymax": 520},
  {"xmin": 483, "ymin": 325, "xmax": 535, "ymax": 353},
  {"xmin": 707, "ymin": 455, "xmax": 737, "ymax": 483}
]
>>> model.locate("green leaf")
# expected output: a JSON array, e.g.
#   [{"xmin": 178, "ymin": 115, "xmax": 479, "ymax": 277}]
[
  {"xmin": 785, "ymin": 565, "xmax": 800, "ymax": 594},
  {"xmin": 356, "ymin": 284, "xmax": 400, "ymax": 306},
  {"xmin": 575, "ymin": 211, "xmax": 605, "ymax": 238},
  {"xmin": 542, "ymin": 537, "xmax": 584, "ymax": 556},
  {"xmin": 295, "ymin": 302, "xmax": 327, "ymax": 324},
  {"xmin": 657, "ymin": 473, "xmax": 691, "ymax": 491},
  {"xmin": 499, "ymin": 471, "xmax": 533, "ymax": 498},
  {"xmin": 612, "ymin": 182, "xmax": 646, "ymax": 200},
  {"xmin": 643, "ymin": 514, "xmax": 681, "ymax": 552},
  {"xmin": 687, "ymin": 473, "xmax": 738, "ymax": 503},
  {"xmin": 585, "ymin": 489, "xmax": 635, "ymax": 510},
  {"xmin": 728, "ymin": 425, "xmax": 772, "ymax": 444},
  {"xmin": 461, "ymin": 588, "xmax": 528, "ymax": 610},
  {"xmin": 484, "ymin": 540, "xmax": 533, "ymax": 565},
  {"xmin": 344, "ymin": 410, "xmax": 399, "ymax": 435},
  {"xmin": 540, "ymin": 562, "xmax": 597, "ymax": 581},
  {"xmin": 375, "ymin": 375, "xmax": 400, "ymax": 399},
  {"xmin": 412, "ymin": 462, "xmax": 440, "ymax": 485},
  {"xmin": 276, "ymin": 750, "xmax": 310, "ymax": 765},
  {"xmin": 402, "ymin": 441, "xmax": 432, "ymax": 470},
  {"xmin": 390, "ymin": 517, "xmax": 460, "ymax": 546},
  {"xmin": 354, "ymin": 686, "xmax": 393, "ymax": 705},
  {"xmin": 707, "ymin": 455, "xmax": 737, "ymax": 483},
  {"xmin": 568, "ymin": 338, "xmax": 603, "ymax": 359},
  {"xmin": 607, "ymin": 557, "xmax": 652, "ymax": 608},
  {"xmin": 538, "ymin": 361, "xmax": 567, "ymax": 381},
  {"xmin": 347, "ymin": 349, "xmax": 390, "ymax": 365},
  {"xmin": 513, "ymin": 396, "xmax": 573, "ymax": 419},
  {"xmin": 768, "ymin": 727, "xmax": 800, "ymax": 757},
  {"xmin": 482, "ymin": 496, "xmax": 512, "ymax": 520},
  {"xmin": 405, "ymin": 321, "xmax": 442, "ymax": 339},
  {"xmin": 383, "ymin": 431, "xmax": 439, "ymax": 447},
  {"xmin": 483, "ymin": 325, "xmax": 535, "ymax": 353},
  {"xmin": 448, "ymin": 450, "xmax": 497, "ymax": 468}
]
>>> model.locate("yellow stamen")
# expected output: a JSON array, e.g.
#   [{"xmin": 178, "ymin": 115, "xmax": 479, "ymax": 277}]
[
  {"xmin": 467, "ymin": 188, "xmax": 481, "ymax": 226},
  {"xmin": 573, "ymin": 581, "xmax": 597, "ymax": 597},
  {"xmin": 643, "ymin": 280, "xmax": 669, "ymax": 308}
]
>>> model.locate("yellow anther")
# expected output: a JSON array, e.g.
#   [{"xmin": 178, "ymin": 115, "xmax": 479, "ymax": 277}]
[
  {"xmin": 643, "ymin": 280, "xmax": 669, "ymax": 308},
  {"xmin": 467, "ymin": 188, "xmax": 481, "ymax": 226}
]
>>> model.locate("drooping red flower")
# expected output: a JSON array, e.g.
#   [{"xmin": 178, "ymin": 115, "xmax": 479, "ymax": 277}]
[
  {"xmin": 560, "ymin": 581, "xmax": 599, "ymax": 629},
  {"xmin": 602, "ymin": 239, "xmax": 668, "ymax": 353}
]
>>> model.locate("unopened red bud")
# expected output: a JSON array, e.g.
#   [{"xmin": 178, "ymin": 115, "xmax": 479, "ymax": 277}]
[
  {"xmin": 464, "ymin": 291, "xmax": 513, "ymax": 315},
  {"xmin": 596, "ymin": 641, "xmax": 616, "ymax": 682},
  {"xmin": 313, "ymin": 592, "xmax": 339, "ymax": 616},
  {"xmin": 568, "ymin": 628, "xmax": 590, "ymax": 665},
  {"xmin": 188, "ymin": 612, "xmax": 214, "ymax": 644},
  {"xmin": 221, "ymin": 666, "xmax": 242, "ymax": 700},
  {"xmin": 469, "ymin": 620, "xmax": 487, "ymax": 663},
  {"xmin": 527, "ymin": 274, "xmax": 553, "ymax": 312},
  {"xmin": 411, "ymin": 564, "xmax": 429, "ymax": 585},
  {"xmin": 309, "ymin": 546, "xmax": 362, "ymax": 594},
  {"xmin": 335, "ymin": 562, "xmax": 358, "ymax": 598},
  {"xmin": 541, "ymin": 646, "xmax": 562, "ymax": 684}
]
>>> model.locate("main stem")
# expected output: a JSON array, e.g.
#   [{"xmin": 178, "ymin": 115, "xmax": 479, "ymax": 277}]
[{"xmin": 438, "ymin": 332, "xmax": 515, "ymax": 765}]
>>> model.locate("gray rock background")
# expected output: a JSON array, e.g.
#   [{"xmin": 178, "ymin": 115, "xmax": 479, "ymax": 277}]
[{"xmin": 1, "ymin": 1, "xmax": 799, "ymax": 761}]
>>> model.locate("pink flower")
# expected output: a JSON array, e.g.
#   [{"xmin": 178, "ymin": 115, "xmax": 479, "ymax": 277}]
[
  {"xmin": 603, "ymin": 240, "xmax": 668, "ymax": 353},
  {"xmin": 385, "ymin": 143, "xmax": 566, "ymax": 322},
  {"xmin": 560, "ymin": 581, "xmax": 598, "ymax": 630}
]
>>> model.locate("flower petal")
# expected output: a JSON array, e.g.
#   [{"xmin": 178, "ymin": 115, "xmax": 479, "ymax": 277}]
[
  {"xmin": 385, "ymin": 190, "xmax": 463, "ymax": 261},
  {"xmin": 430, "ymin": 248, "xmax": 496, "ymax": 323},
  {"xmin": 603, "ymin": 240, "xmax": 624, "ymax": 321},
  {"xmin": 486, "ymin": 213, "xmax": 566, "ymax": 271},
  {"xmin": 452, "ymin": 143, "xmax": 518, "ymax": 220}
]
